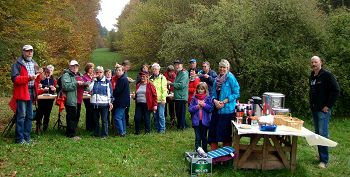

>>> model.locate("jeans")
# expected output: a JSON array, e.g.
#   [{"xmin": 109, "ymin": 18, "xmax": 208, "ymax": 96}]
[
  {"xmin": 93, "ymin": 106, "xmax": 109, "ymax": 137},
  {"xmin": 312, "ymin": 110, "xmax": 331, "ymax": 164},
  {"xmin": 15, "ymin": 100, "xmax": 33, "ymax": 143},
  {"xmin": 114, "ymin": 107, "xmax": 126, "ymax": 135},
  {"xmin": 134, "ymin": 103, "xmax": 151, "ymax": 134},
  {"xmin": 175, "ymin": 100, "xmax": 187, "ymax": 130},
  {"xmin": 154, "ymin": 103, "xmax": 166, "ymax": 133},
  {"xmin": 194, "ymin": 121, "xmax": 209, "ymax": 152}
]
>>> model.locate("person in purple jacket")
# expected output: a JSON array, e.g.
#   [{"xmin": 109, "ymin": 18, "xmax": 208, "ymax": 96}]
[{"xmin": 188, "ymin": 82, "xmax": 213, "ymax": 152}]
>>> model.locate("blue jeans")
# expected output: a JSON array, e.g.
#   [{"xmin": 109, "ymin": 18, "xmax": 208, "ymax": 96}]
[
  {"xmin": 154, "ymin": 103, "xmax": 166, "ymax": 133},
  {"xmin": 15, "ymin": 100, "xmax": 33, "ymax": 143},
  {"xmin": 93, "ymin": 107, "xmax": 109, "ymax": 137},
  {"xmin": 312, "ymin": 110, "xmax": 331, "ymax": 164},
  {"xmin": 114, "ymin": 107, "xmax": 126, "ymax": 135}
]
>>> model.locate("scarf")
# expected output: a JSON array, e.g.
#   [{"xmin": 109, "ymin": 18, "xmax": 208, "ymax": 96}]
[
  {"xmin": 195, "ymin": 93, "xmax": 207, "ymax": 100},
  {"xmin": 216, "ymin": 73, "xmax": 227, "ymax": 91}
]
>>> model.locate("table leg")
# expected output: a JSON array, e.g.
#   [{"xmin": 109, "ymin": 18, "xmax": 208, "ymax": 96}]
[
  {"xmin": 290, "ymin": 136, "xmax": 298, "ymax": 172},
  {"xmin": 238, "ymin": 134, "xmax": 262, "ymax": 168},
  {"xmin": 233, "ymin": 127, "xmax": 240, "ymax": 169},
  {"xmin": 271, "ymin": 135, "xmax": 290, "ymax": 169}
]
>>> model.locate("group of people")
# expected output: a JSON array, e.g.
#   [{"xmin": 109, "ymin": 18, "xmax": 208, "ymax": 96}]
[{"xmin": 9, "ymin": 45, "xmax": 339, "ymax": 169}]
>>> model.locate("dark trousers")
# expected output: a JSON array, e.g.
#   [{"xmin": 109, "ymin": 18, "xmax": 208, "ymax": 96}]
[
  {"xmin": 65, "ymin": 105, "xmax": 79, "ymax": 137},
  {"xmin": 165, "ymin": 98, "xmax": 175, "ymax": 122},
  {"xmin": 194, "ymin": 121, "xmax": 209, "ymax": 152},
  {"xmin": 175, "ymin": 100, "xmax": 187, "ymax": 130},
  {"xmin": 134, "ymin": 103, "xmax": 151, "ymax": 134},
  {"xmin": 93, "ymin": 106, "xmax": 109, "ymax": 137},
  {"xmin": 36, "ymin": 99, "xmax": 54, "ymax": 131},
  {"xmin": 83, "ymin": 99, "xmax": 94, "ymax": 131}
]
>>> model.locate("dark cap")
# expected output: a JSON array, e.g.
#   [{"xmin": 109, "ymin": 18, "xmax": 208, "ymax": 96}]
[
  {"xmin": 173, "ymin": 58, "xmax": 183, "ymax": 64},
  {"xmin": 189, "ymin": 58, "xmax": 197, "ymax": 63}
]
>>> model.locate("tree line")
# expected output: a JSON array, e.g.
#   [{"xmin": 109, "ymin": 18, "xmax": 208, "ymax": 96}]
[
  {"xmin": 0, "ymin": 0, "xmax": 101, "ymax": 95},
  {"xmin": 110, "ymin": 0, "xmax": 350, "ymax": 116}
]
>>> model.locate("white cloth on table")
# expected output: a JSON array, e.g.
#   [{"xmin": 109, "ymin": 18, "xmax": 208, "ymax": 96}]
[{"xmin": 232, "ymin": 121, "xmax": 337, "ymax": 147}]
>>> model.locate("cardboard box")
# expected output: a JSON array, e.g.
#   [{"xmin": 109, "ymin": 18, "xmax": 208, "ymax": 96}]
[{"xmin": 185, "ymin": 152, "xmax": 212, "ymax": 176}]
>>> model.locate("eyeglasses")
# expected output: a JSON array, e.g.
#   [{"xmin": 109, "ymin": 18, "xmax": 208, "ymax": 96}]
[{"xmin": 96, "ymin": 71, "xmax": 102, "ymax": 73}]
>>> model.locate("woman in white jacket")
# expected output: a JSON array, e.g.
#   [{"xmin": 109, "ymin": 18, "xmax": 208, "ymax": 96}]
[{"xmin": 88, "ymin": 66, "xmax": 113, "ymax": 138}]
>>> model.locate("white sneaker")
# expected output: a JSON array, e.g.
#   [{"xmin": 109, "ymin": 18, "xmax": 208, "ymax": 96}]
[
  {"xmin": 72, "ymin": 136, "xmax": 81, "ymax": 141},
  {"xmin": 318, "ymin": 162, "xmax": 327, "ymax": 169}
]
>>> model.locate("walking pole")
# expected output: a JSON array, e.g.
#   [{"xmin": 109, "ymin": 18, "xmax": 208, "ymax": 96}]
[{"xmin": 1, "ymin": 114, "xmax": 16, "ymax": 137}]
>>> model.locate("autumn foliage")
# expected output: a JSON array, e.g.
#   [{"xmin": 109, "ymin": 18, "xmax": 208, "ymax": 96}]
[{"xmin": 0, "ymin": 0, "xmax": 100, "ymax": 95}]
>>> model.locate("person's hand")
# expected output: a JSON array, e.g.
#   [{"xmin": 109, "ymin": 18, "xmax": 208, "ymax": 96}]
[
  {"xmin": 153, "ymin": 106, "xmax": 157, "ymax": 112},
  {"xmin": 198, "ymin": 100, "xmax": 205, "ymax": 107},
  {"xmin": 167, "ymin": 81, "xmax": 172, "ymax": 85},
  {"xmin": 322, "ymin": 106, "xmax": 329, "ymax": 113},
  {"xmin": 29, "ymin": 75, "xmax": 37, "ymax": 80},
  {"xmin": 38, "ymin": 84, "xmax": 42, "ymax": 88},
  {"xmin": 109, "ymin": 103, "xmax": 113, "ymax": 111},
  {"xmin": 49, "ymin": 85, "xmax": 56, "ymax": 91},
  {"xmin": 44, "ymin": 87, "xmax": 49, "ymax": 91},
  {"xmin": 77, "ymin": 81, "xmax": 84, "ymax": 85},
  {"xmin": 161, "ymin": 100, "xmax": 166, "ymax": 105},
  {"xmin": 204, "ymin": 74, "xmax": 209, "ymax": 79}
]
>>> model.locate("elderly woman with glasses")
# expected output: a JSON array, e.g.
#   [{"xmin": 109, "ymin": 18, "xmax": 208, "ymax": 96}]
[
  {"xmin": 88, "ymin": 66, "xmax": 113, "ymax": 138},
  {"xmin": 208, "ymin": 59, "xmax": 240, "ymax": 150}
]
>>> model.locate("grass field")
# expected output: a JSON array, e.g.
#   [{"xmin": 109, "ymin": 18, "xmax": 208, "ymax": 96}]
[
  {"xmin": 1, "ymin": 48, "xmax": 349, "ymax": 176},
  {"xmin": 91, "ymin": 48, "xmax": 123, "ymax": 70}
]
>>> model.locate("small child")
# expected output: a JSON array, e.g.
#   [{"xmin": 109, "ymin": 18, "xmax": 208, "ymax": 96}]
[{"xmin": 189, "ymin": 82, "xmax": 213, "ymax": 152}]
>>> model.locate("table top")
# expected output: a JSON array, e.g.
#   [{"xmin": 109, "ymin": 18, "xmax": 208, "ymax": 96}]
[
  {"xmin": 37, "ymin": 94, "xmax": 57, "ymax": 99},
  {"xmin": 232, "ymin": 121, "xmax": 337, "ymax": 147}
]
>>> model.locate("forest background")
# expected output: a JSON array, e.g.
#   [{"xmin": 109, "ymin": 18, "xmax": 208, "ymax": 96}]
[{"xmin": 1, "ymin": 0, "xmax": 349, "ymax": 117}]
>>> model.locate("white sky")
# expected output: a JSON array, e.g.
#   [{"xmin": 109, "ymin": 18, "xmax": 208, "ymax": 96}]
[{"xmin": 97, "ymin": 0, "xmax": 130, "ymax": 31}]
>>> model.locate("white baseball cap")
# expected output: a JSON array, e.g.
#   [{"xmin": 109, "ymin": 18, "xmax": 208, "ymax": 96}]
[
  {"xmin": 69, "ymin": 60, "xmax": 79, "ymax": 66},
  {"xmin": 22, "ymin": 45, "xmax": 33, "ymax": 51}
]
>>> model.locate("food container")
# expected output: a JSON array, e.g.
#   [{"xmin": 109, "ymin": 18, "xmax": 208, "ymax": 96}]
[
  {"xmin": 262, "ymin": 92, "xmax": 285, "ymax": 115},
  {"xmin": 259, "ymin": 124, "xmax": 277, "ymax": 132},
  {"xmin": 272, "ymin": 108, "xmax": 290, "ymax": 115}
]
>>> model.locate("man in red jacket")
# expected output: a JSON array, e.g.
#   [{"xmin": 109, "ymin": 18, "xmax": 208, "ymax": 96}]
[{"xmin": 10, "ymin": 45, "xmax": 40, "ymax": 144}]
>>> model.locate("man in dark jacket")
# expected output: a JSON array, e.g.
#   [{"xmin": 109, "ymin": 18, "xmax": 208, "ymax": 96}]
[
  {"xmin": 112, "ymin": 64, "xmax": 130, "ymax": 136},
  {"xmin": 309, "ymin": 56, "xmax": 340, "ymax": 168},
  {"xmin": 198, "ymin": 61, "xmax": 217, "ymax": 97},
  {"xmin": 10, "ymin": 45, "xmax": 40, "ymax": 144}
]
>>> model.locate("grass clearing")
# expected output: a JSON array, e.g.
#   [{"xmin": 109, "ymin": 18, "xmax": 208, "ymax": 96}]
[{"xmin": 1, "ymin": 48, "xmax": 349, "ymax": 176}]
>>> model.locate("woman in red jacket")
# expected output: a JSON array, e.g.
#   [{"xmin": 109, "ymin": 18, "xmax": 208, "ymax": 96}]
[
  {"xmin": 188, "ymin": 68, "xmax": 200, "ymax": 104},
  {"xmin": 132, "ymin": 71, "xmax": 157, "ymax": 135}
]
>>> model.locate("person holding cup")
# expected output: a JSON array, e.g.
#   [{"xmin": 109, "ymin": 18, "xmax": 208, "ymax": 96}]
[
  {"xmin": 61, "ymin": 60, "xmax": 84, "ymax": 140},
  {"xmin": 82, "ymin": 62, "xmax": 95, "ymax": 131},
  {"xmin": 35, "ymin": 65, "xmax": 57, "ymax": 134}
]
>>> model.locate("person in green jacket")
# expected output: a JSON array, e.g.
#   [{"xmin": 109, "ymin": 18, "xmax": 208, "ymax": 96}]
[
  {"xmin": 61, "ymin": 60, "xmax": 85, "ymax": 140},
  {"xmin": 150, "ymin": 63, "xmax": 168, "ymax": 133},
  {"xmin": 169, "ymin": 59, "xmax": 189, "ymax": 130}
]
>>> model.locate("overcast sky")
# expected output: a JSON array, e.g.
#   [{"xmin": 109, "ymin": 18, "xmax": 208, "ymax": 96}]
[{"xmin": 97, "ymin": 0, "xmax": 130, "ymax": 31}]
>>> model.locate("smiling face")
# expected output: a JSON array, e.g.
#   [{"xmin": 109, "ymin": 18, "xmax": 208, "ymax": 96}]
[
  {"xmin": 140, "ymin": 74, "xmax": 149, "ymax": 84},
  {"xmin": 202, "ymin": 63, "xmax": 209, "ymax": 73},
  {"xmin": 218, "ymin": 66, "xmax": 228, "ymax": 75}
]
